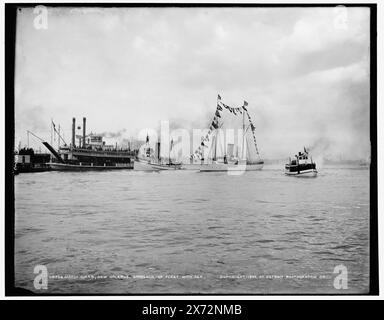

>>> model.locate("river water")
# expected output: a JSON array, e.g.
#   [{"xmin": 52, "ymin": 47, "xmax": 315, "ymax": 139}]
[{"xmin": 14, "ymin": 165, "xmax": 370, "ymax": 294}]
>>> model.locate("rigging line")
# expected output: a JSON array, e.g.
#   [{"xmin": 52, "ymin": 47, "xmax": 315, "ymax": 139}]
[
  {"xmin": 26, "ymin": 130, "xmax": 45, "ymax": 142},
  {"xmin": 52, "ymin": 125, "xmax": 68, "ymax": 146},
  {"xmin": 250, "ymin": 128, "xmax": 260, "ymax": 156},
  {"xmin": 193, "ymin": 108, "xmax": 221, "ymax": 156},
  {"xmin": 216, "ymin": 123, "xmax": 225, "ymax": 158},
  {"xmin": 253, "ymin": 134, "xmax": 260, "ymax": 156}
]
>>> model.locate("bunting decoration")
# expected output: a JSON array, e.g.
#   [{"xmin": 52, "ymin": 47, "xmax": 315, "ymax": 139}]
[
  {"xmin": 246, "ymin": 111, "xmax": 260, "ymax": 156},
  {"xmin": 243, "ymin": 101, "xmax": 248, "ymax": 112},
  {"xmin": 190, "ymin": 95, "xmax": 260, "ymax": 159}
]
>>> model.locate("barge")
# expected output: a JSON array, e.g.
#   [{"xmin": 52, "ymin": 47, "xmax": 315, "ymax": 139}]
[{"xmin": 14, "ymin": 148, "xmax": 51, "ymax": 173}]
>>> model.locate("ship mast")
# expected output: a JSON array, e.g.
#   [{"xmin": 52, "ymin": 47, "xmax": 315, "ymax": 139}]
[
  {"xmin": 58, "ymin": 125, "xmax": 61, "ymax": 150},
  {"xmin": 50, "ymin": 118, "xmax": 53, "ymax": 147},
  {"xmin": 213, "ymin": 132, "xmax": 217, "ymax": 161}
]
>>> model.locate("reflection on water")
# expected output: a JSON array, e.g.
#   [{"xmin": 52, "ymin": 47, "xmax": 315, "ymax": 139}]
[{"xmin": 14, "ymin": 165, "xmax": 370, "ymax": 294}]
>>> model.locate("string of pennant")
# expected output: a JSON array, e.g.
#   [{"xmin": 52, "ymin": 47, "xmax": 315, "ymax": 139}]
[
  {"xmin": 245, "ymin": 110, "xmax": 260, "ymax": 156},
  {"xmin": 191, "ymin": 96, "xmax": 258, "ymax": 159},
  {"xmin": 218, "ymin": 100, "xmax": 247, "ymax": 115}
]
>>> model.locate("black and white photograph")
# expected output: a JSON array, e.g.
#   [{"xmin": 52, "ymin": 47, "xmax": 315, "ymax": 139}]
[{"xmin": 5, "ymin": 2, "xmax": 378, "ymax": 296}]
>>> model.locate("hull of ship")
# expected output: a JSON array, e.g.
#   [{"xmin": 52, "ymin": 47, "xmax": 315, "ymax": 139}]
[
  {"xmin": 49, "ymin": 162, "xmax": 133, "ymax": 171},
  {"xmin": 182, "ymin": 161, "xmax": 264, "ymax": 172},
  {"xmin": 133, "ymin": 160, "xmax": 181, "ymax": 171},
  {"xmin": 180, "ymin": 163, "xmax": 202, "ymax": 171},
  {"xmin": 285, "ymin": 169, "xmax": 318, "ymax": 177}
]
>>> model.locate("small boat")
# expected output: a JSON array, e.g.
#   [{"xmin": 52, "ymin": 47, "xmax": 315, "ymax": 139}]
[
  {"xmin": 285, "ymin": 147, "xmax": 317, "ymax": 177},
  {"xmin": 133, "ymin": 135, "xmax": 182, "ymax": 171}
]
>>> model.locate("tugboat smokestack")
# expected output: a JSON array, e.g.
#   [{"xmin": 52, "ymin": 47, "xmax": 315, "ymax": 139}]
[
  {"xmin": 83, "ymin": 117, "xmax": 86, "ymax": 148},
  {"xmin": 72, "ymin": 117, "xmax": 76, "ymax": 148}
]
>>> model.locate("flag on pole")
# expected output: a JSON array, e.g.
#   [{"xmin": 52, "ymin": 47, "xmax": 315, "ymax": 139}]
[
  {"xmin": 218, "ymin": 94, "xmax": 222, "ymax": 100},
  {"xmin": 243, "ymin": 101, "xmax": 248, "ymax": 112}
]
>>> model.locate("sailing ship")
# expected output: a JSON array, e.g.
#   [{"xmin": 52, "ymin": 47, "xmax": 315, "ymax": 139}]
[
  {"xmin": 285, "ymin": 147, "xmax": 317, "ymax": 177},
  {"xmin": 133, "ymin": 134, "xmax": 182, "ymax": 171},
  {"xmin": 43, "ymin": 117, "xmax": 135, "ymax": 170},
  {"xmin": 183, "ymin": 95, "xmax": 264, "ymax": 172}
]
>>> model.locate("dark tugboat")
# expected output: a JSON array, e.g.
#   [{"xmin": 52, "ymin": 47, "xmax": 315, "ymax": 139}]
[
  {"xmin": 45, "ymin": 117, "xmax": 136, "ymax": 171},
  {"xmin": 285, "ymin": 147, "xmax": 317, "ymax": 177}
]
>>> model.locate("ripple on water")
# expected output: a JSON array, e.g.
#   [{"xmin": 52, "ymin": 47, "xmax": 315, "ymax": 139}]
[{"xmin": 14, "ymin": 167, "xmax": 370, "ymax": 294}]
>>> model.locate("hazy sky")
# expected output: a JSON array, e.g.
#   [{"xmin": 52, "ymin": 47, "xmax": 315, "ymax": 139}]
[{"xmin": 15, "ymin": 6, "xmax": 370, "ymax": 159}]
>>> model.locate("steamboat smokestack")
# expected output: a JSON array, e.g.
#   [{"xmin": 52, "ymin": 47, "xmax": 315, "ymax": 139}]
[
  {"xmin": 72, "ymin": 117, "xmax": 76, "ymax": 148},
  {"xmin": 83, "ymin": 117, "xmax": 86, "ymax": 148}
]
